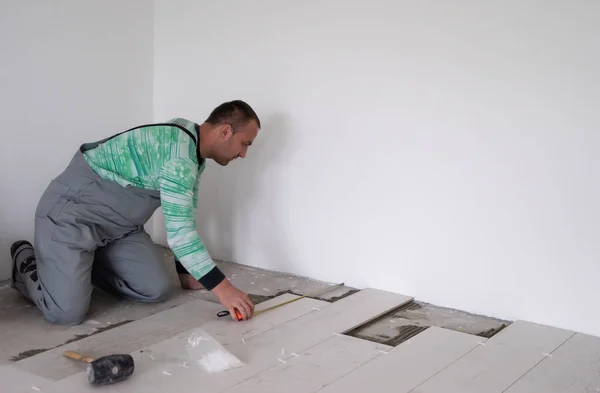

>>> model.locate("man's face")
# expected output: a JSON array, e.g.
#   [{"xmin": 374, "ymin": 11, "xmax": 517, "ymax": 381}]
[{"xmin": 213, "ymin": 120, "xmax": 259, "ymax": 166}]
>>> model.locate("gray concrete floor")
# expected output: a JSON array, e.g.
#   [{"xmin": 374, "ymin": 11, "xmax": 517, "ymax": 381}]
[
  {"xmin": 345, "ymin": 299, "xmax": 510, "ymax": 346},
  {"xmin": 0, "ymin": 245, "xmax": 508, "ymax": 365}
]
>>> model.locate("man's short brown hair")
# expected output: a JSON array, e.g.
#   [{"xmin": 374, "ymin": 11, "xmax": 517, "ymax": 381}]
[{"xmin": 205, "ymin": 100, "xmax": 261, "ymax": 131}]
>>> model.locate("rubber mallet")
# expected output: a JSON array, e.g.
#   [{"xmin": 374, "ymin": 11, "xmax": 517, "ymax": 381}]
[{"xmin": 63, "ymin": 350, "xmax": 134, "ymax": 385}]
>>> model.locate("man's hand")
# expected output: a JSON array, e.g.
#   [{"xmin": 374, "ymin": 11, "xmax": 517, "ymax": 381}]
[{"xmin": 212, "ymin": 279, "xmax": 254, "ymax": 320}]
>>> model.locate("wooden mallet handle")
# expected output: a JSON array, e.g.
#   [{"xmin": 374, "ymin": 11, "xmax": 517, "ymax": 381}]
[{"xmin": 63, "ymin": 351, "xmax": 95, "ymax": 364}]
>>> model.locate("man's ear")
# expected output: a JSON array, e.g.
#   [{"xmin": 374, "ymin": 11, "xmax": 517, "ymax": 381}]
[{"xmin": 220, "ymin": 124, "xmax": 233, "ymax": 139}]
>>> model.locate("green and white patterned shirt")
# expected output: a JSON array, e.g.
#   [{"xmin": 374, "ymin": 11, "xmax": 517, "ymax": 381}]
[{"xmin": 82, "ymin": 118, "xmax": 223, "ymax": 288}]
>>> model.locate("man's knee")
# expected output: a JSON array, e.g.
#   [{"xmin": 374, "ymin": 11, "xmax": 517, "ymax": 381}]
[
  {"xmin": 44, "ymin": 301, "xmax": 89, "ymax": 326},
  {"xmin": 143, "ymin": 277, "xmax": 173, "ymax": 303}
]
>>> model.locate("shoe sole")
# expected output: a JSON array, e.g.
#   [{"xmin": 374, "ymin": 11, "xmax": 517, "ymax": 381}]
[{"xmin": 11, "ymin": 240, "xmax": 31, "ymax": 259}]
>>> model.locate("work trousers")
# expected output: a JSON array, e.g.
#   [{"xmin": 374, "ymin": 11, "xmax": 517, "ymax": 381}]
[{"xmin": 13, "ymin": 145, "xmax": 172, "ymax": 325}]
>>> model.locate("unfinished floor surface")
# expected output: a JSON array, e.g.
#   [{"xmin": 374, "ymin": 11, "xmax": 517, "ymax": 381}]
[
  {"xmin": 0, "ymin": 246, "xmax": 355, "ymax": 365},
  {"xmin": 0, "ymin": 245, "xmax": 504, "ymax": 365},
  {"xmin": 5, "ymin": 288, "xmax": 600, "ymax": 393},
  {"xmin": 8, "ymin": 288, "xmax": 410, "ymax": 392},
  {"xmin": 2, "ymin": 247, "xmax": 600, "ymax": 392}
]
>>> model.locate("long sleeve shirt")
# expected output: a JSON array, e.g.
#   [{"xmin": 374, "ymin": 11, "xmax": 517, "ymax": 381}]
[{"xmin": 81, "ymin": 118, "xmax": 225, "ymax": 289}]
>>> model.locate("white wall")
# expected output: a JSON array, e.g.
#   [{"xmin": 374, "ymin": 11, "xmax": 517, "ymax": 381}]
[
  {"xmin": 154, "ymin": 1, "xmax": 600, "ymax": 336},
  {"xmin": 1, "ymin": 0, "xmax": 596, "ymax": 337},
  {"xmin": 0, "ymin": 1, "xmax": 154, "ymax": 280}
]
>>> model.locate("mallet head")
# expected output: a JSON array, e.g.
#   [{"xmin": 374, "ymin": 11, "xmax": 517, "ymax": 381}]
[{"xmin": 86, "ymin": 354, "xmax": 134, "ymax": 385}]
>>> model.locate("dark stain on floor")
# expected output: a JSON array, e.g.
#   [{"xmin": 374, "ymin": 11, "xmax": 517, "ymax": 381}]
[
  {"xmin": 318, "ymin": 289, "xmax": 360, "ymax": 302},
  {"xmin": 63, "ymin": 320, "xmax": 133, "ymax": 345},
  {"xmin": 383, "ymin": 325, "xmax": 429, "ymax": 346},
  {"xmin": 9, "ymin": 320, "xmax": 134, "ymax": 362},
  {"xmin": 477, "ymin": 323, "xmax": 508, "ymax": 338},
  {"xmin": 248, "ymin": 293, "xmax": 277, "ymax": 304},
  {"xmin": 249, "ymin": 287, "xmax": 359, "ymax": 305},
  {"xmin": 348, "ymin": 325, "xmax": 429, "ymax": 346},
  {"xmin": 9, "ymin": 348, "xmax": 49, "ymax": 362}
]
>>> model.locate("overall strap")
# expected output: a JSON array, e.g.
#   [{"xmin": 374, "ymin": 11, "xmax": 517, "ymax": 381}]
[{"xmin": 80, "ymin": 122, "xmax": 201, "ymax": 166}]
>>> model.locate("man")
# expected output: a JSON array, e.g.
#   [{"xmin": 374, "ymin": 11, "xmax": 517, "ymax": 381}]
[{"xmin": 10, "ymin": 100, "xmax": 259, "ymax": 325}]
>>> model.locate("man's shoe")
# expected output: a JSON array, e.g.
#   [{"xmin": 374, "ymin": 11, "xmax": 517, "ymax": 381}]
[{"xmin": 10, "ymin": 240, "xmax": 32, "ymax": 289}]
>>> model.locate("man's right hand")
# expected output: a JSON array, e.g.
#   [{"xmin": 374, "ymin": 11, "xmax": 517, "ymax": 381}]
[{"xmin": 212, "ymin": 279, "xmax": 255, "ymax": 320}]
